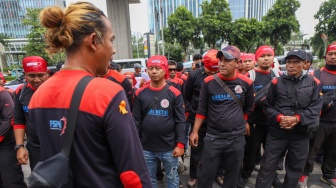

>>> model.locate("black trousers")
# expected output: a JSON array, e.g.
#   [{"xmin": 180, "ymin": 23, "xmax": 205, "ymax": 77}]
[
  {"xmin": 197, "ymin": 135, "xmax": 245, "ymax": 188},
  {"xmin": 189, "ymin": 124, "xmax": 224, "ymax": 180},
  {"xmin": 0, "ymin": 138, "xmax": 26, "ymax": 188},
  {"xmin": 241, "ymin": 124, "xmax": 269, "ymax": 179},
  {"xmin": 256, "ymin": 133, "xmax": 309, "ymax": 188},
  {"xmin": 303, "ymin": 121, "xmax": 336, "ymax": 179}
]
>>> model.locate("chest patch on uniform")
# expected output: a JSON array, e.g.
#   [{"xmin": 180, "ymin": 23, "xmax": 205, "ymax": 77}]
[
  {"xmin": 235, "ymin": 85, "xmax": 243, "ymax": 94},
  {"xmin": 161, "ymin": 99, "xmax": 169, "ymax": 108}
]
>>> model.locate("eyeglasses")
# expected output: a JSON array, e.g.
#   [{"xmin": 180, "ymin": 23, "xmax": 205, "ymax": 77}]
[{"xmin": 168, "ymin": 68, "xmax": 177, "ymax": 72}]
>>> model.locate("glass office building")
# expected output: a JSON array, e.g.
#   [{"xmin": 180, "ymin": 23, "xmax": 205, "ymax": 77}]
[
  {"xmin": 0, "ymin": 0, "xmax": 65, "ymax": 38},
  {"xmin": 148, "ymin": 0, "xmax": 276, "ymax": 33}
]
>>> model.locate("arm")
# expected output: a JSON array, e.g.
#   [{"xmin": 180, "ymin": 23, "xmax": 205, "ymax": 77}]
[
  {"xmin": 0, "ymin": 90, "xmax": 14, "ymax": 141},
  {"xmin": 263, "ymin": 79, "xmax": 284, "ymax": 124},
  {"xmin": 189, "ymin": 81, "xmax": 208, "ymax": 147},
  {"xmin": 172, "ymin": 93, "xmax": 187, "ymax": 157},
  {"xmin": 105, "ymin": 90, "xmax": 152, "ymax": 188},
  {"xmin": 13, "ymin": 87, "xmax": 29, "ymax": 164},
  {"xmin": 121, "ymin": 78, "xmax": 134, "ymax": 111},
  {"xmin": 132, "ymin": 93, "xmax": 142, "ymax": 137},
  {"xmin": 184, "ymin": 73, "xmax": 195, "ymax": 103}
]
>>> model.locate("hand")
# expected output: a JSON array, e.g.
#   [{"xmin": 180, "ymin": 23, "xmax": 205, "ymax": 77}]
[
  {"xmin": 17, "ymin": 147, "xmax": 29, "ymax": 165},
  {"xmin": 139, "ymin": 78, "xmax": 145, "ymax": 88},
  {"xmin": 172, "ymin": 147, "xmax": 184, "ymax": 157},
  {"xmin": 245, "ymin": 122, "xmax": 250, "ymax": 136},
  {"xmin": 280, "ymin": 116, "xmax": 297, "ymax": 129},
  {"xmin": 189, "ymin": 131, "xmax": 199, "ymax": 148}
]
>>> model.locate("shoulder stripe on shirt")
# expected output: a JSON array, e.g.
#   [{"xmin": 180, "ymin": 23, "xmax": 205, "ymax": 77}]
[
  {"xmin": 238, "ymin": 74, "xmax": 253, "ymax": 85},
  {"xmin": 272, "ymin": 77, "xmax": 278, "ymax": 85},
  {"xmin": 168, "ymin": 85, "xmax": 181, "ymax": 97}
]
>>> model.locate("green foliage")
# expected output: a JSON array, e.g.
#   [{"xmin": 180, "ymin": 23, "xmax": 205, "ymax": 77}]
[
  {"xmin": 22, "ymin": 8, "xmax": 65, "ymax": 65},
  {"xmin": 167, "ymin": 6, "xmax": 195, "ymax": 59},
  {"xmin": 311, "ymin": 0, "xmax": 336, "ymax": 58},
  {"xmin": 0, "ymin": 33, "xmax": 9, "ymax": 47},
  {"xmin": 132, "ymin": 34, "xmax": 145, "ymax": 58},
  {"xmin": 199, "ymin": 0, "xmax": 232, "ymax": 48},
  {"xmin": 229, "ymin": 18, "xmax": 262, "ymax": 52},
  {"xmin": 262, "ymin": 0, "xmax": 300, "ymax": 52},
  {"xmin": 164, "ymin": 43, "xmax": 184, "ymax": 62},
  {"xmin": 4, "ymin": 76, "xmax": 17, "ymax": 81},
  {"xmin": 190, "ymin": 18, "xmax": 205, "ymax": 54}
]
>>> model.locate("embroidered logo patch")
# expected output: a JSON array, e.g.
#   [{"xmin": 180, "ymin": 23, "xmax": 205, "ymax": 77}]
[
  {"xmin": 235, "ymin": 85, "xmax": 243, "ymax": 94},
  {"xmin": 161, "ymin": 99, "xmax": 169, "ymax": 108},
  {"xmin": 119, "ymin": 100, "xmax": 128, "ymax": 115}
]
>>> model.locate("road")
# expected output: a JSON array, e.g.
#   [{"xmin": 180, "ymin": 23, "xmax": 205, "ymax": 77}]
[{"xmin": 22, "ymin": 147, "xmax": 328, "ymax": 188}]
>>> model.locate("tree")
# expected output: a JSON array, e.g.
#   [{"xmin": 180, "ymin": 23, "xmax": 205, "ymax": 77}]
[
  {"xmin": 311, "ymin": 0, "xmax": 336, "ymax": 57},
  {"xmin": 199, "ymin": 0, "xmax": 232, "ymax": 48},
  {"xmin": 132, "ymin": 33, "xmax": 145, "ymax": 58},
  {"xmin": 166, "ymin": 6, "xmax": 195, "ymax": 60},
  {"xmin": 190, "ymin": 18, "xmax": 205, "ymax": 54},
  {"xmin": 22, "ymin": 8, "xmax": 64, "ymax": 65},
  {"xmin": 229, "ymin": 18, "xmax": 262, "ymax": 52},
  {"xmin": 0, "ymin": 33, "xmax": 9, "ymax": 47},
  {"xmin": 262, "ymin": 0, "xmax": 300, "ymax": 54}
]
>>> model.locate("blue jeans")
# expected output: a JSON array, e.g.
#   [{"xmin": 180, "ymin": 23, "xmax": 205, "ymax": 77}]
[{"xmin": 143, "ymin": 150, "xmax": 179, "ymax": 188}]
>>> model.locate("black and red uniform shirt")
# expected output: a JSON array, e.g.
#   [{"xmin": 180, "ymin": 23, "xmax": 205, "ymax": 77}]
[
  {"xmin": 133, "ymin": 84, "xmax": 187, "ymax": 152},
  {"xmin": 13, "ymin": 83, "xmax": 40, "ymax": 148},
  {"xmin": 245, "ymin": 69, "xmax": 273, "ymax": 125},
  {"xmin": 28, "ymin": 70, "xmax": 152, "ymax": 188},
  {"xmin": 184, "ymin": 67, "xmax": 209, "ymax": 124},
  {"xmin": 264, "ymin": 72, "xmax": 322, "ymax": 137},
  {"xmin": 0, "ymin": 87, "xmax": 14, "ymax": 146},
  {"xmin": 103, "ymin": 69, "xmax": 133, "ymax": 110},
  {"xmin": 196, "ymin": 73, "xmax": 255, "ymax": 138},
  {"xmin": 313, "ymin": 67, "xmax": 336, "ymax": 121}
]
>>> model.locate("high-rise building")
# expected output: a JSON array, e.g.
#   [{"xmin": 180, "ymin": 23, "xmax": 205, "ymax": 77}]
[
  {"xmin": 148, "ymin": 0, "xmax": 276, "ymax": 34},
  {"xmin": 0, "ymin": 0, "xmax": 65, "ymax": 38}
]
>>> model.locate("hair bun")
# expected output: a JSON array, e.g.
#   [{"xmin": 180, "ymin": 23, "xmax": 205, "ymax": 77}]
[{"xmin": 40, "ymin": 7, "xmax": 64, "ymax": 29}]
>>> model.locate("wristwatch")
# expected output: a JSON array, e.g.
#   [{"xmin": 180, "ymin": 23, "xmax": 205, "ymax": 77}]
[{"xmin": 14, "ymin": 144, "xmax": 25, "ymax": 150}]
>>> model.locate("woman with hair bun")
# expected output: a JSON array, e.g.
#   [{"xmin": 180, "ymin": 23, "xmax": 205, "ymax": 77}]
[{"xmin": 28, "ymin": 2, "xmax": 152, "ymax": 187}]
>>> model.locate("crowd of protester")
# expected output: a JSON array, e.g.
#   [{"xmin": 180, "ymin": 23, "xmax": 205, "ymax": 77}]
[{"xmin": 0, "ymin": 2, "xmax": 335, "ymax": 188}]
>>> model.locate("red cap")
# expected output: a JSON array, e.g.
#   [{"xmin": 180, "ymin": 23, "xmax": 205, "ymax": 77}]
[
  {"xmin": 147, "ymin": 55, "xmax": 169, "ymax": 79},
  {"xmin": 255, "ymin": 45, "xmax": 274, "ymax": 61},
  {"xmin": 123, "ymin": 72, "xmax": 137, "ymax": 87},
  {"xmin": 326, "ymin": 42, "xmax": 336, "ymax": 56},
  {"xmin": 203, "ymin": 49, "xmax": 219, "ymax": 71},
  {"xmin": 217, "ymin": 46, "xmax": 241, "ymax": 60},
  {"xmin": 22, "ymin": 56, "xmax": 47, "ymax": 73}
]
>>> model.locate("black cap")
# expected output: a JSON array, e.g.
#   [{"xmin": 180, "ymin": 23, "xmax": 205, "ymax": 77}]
[{"xmin": 285, "ymin": 49, "xmax": 307, "ymax": 61}]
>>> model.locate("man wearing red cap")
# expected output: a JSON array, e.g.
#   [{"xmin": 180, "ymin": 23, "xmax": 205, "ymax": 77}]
[
  {"xmin": 184, "ymin": 49, "xmax": 225, "ymax": 187},
  {"xmin": 0, "ymin": 72, "xmax": 26, "ymax": 187},
  {"xmin": 298, "ymin": 43, "xmax": 336, "ymax": 188},
  {"xmin": 133, "ymin": 55, "xmax": 187, "ymax": 188},
  {"xmin": 13, "ymin": 56, "xmax": 49, "ymax": 171},
  {"xmin": 190, "ymin": 46, "xmax": 255, "ymax": 187},
  {"xmin": 238, "ymin": 45, "xmax": 281, "ymax": 188},
  {"xmin": 242, "ymin": 53, "xmax": 256, "ymax": 73}
]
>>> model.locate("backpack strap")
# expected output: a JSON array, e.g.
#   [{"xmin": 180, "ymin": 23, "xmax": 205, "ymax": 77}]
[{"xmin": 19, "ymin": 83, "xmax": 27, "ymax": 102}]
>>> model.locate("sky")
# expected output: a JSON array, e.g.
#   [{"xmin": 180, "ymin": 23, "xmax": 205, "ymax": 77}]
[{"xmin": 129, "ymin": 0, "xmax": 327, "ymax": 39}]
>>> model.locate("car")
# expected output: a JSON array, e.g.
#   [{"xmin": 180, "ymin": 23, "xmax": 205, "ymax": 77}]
[
  {"xmin": 274, "ymin": 55, "xmax": 286, "ymax": 72},
  {"xmin": 4, "ymin": 74, "xmax": 25, "ymax": 91},
  {"xmin": 182, "ymin": 61, "xmax": 193, "ymax": 72},
  {"xmin": 113, "ymin": 58, "xmax": 147, "ymax": 74}
]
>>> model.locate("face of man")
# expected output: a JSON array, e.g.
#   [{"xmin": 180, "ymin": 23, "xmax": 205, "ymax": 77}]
[
  {"xmin": 257, "ymin": 53, "xmax": 273, "ymax": 70},
  {"xmin": 25, "ymin": 72, "xmax": 49, "ymax": 89},
  {"xmin": 95, "ymin": 17, "xmax": 116, "ymax": 76},
  {"xmin": 236, "ymin": 60, "xmax": 243, "ymax": 71},
  {"xmin": 147, "ymin": 66, "xmax": 165, "ymax": 83},
  {"xmin": 204, "ymin": 67, "xmax": 218, "ymax": 76},
  {"xmin": 134, "ymin": 67, "xmax": 141, "ymax": 73},
  {"xmin": 168, "ymin": 64, "xmax": 177, "ymax": 79},
  {"xmin": 303, "ymin": 61, "xmax": 312, "ymax": 70},
  {"xmin": 243, "ymin": 59, "xmax": 255, "ymax": 71},
  {"xmin": 286, "ymin": 57, "xmax": 305, "ymax": 77},
  {"xmin": 325, "ymin": 50, "xmax": 336, "ymax": 65},
  {"xmin": 192, "ymin": 59, "xmax": 201, "ymax": 70},
  {"xmin": 218, "ymin": 56, "xmax": 238, "ymax": 78}
]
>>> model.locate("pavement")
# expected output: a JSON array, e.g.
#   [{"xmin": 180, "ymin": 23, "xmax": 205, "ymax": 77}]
[{"xmin": 21, "ymin": 147, "xmax": 329, "ymax": 188}]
